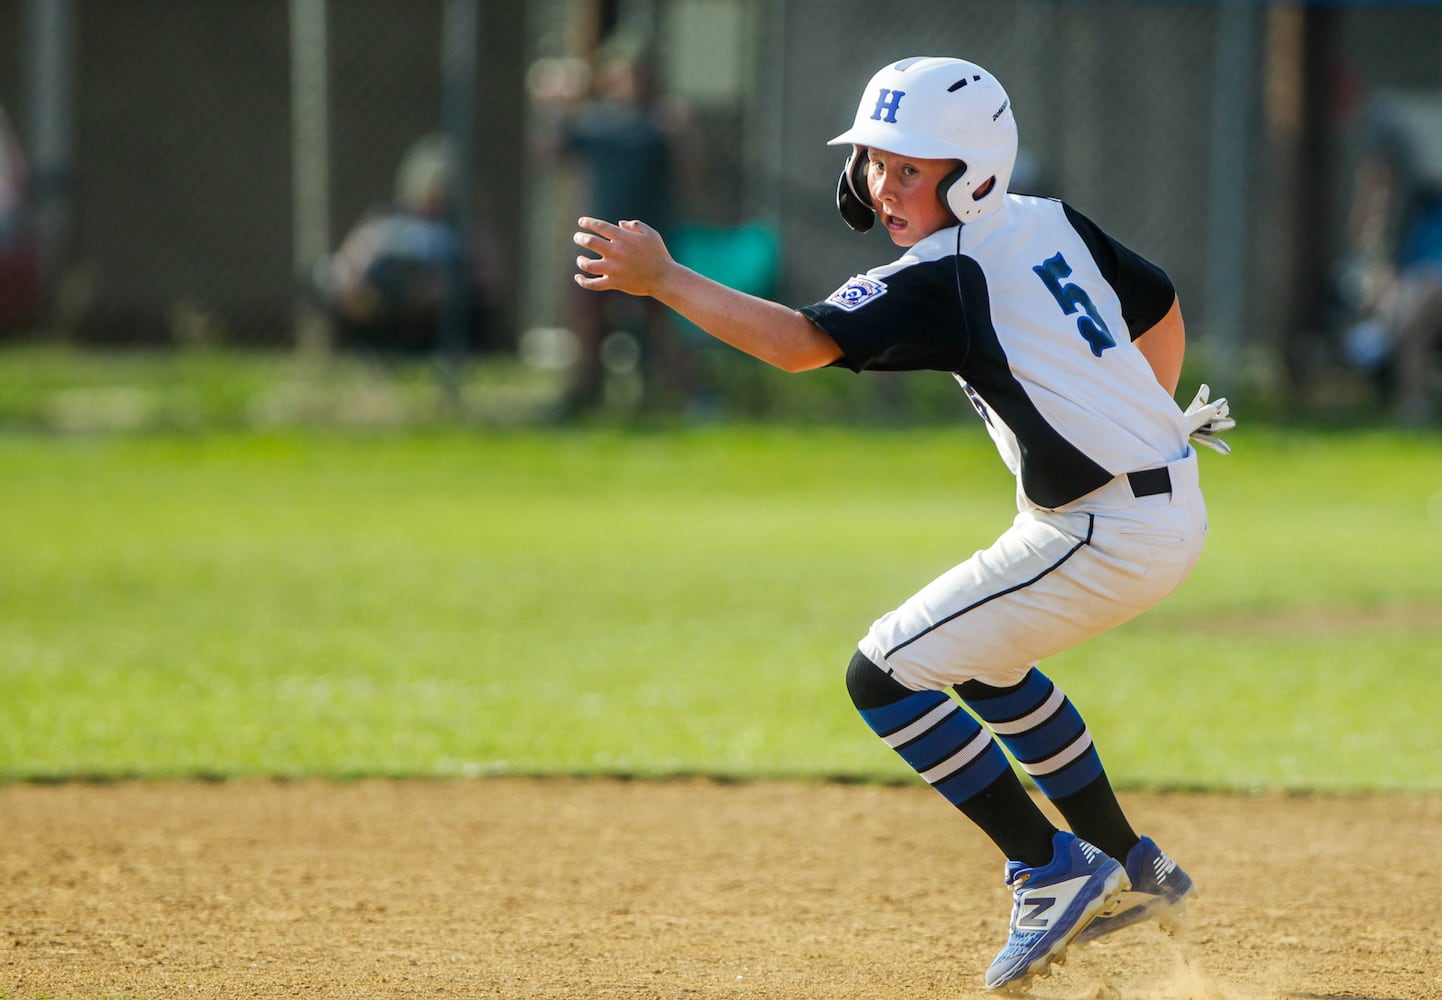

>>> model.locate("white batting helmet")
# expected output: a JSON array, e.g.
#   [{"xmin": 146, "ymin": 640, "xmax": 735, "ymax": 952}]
[{"xmin": 830, "ymin": 56, "xmax": 1019, "ymax": 231}]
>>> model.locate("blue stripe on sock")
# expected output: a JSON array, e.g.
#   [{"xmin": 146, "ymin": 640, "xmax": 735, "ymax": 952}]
[
  {"xmin": 1006, "ymin": 717, "xmax": 1089, "ymax": 766},
  {"xmin": 1033, "ymin": 746, "xmax": 1104, "ymax": 798},
  {"xmin": 900, "ymin": 715, "xmax": 984, "ymax": 773},
  {"xmin": 932, "ymin": 744, "xmax": 1014, "ymax": 806},
  {"xmin": 964, "ymin": 668, "xmax": 1054, "ymax": 722},
  {"xmin": 857, "ymin": 689, "xmax": 950, "ymax": 738}
]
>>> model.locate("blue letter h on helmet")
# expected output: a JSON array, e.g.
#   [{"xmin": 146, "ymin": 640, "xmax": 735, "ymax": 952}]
[{"xmin": 870, "ymin": 88, "xmax": 905, "ymax": 123}]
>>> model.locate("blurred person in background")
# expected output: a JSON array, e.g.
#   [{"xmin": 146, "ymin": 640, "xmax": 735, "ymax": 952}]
[
  {"xmin": 1340, "ymin": 87, "xmax": 1442, "ymax": 424},
  {"xmin": 532, "ymin": 43, "xmax": 695, "ymax": 417},
  {"xmin": 0, "ymin": 102, "xmax": 43, "ymax": 335},
  {"xmin": 314, "ymin": 133, "xmax": 500, "ymax": 355}
]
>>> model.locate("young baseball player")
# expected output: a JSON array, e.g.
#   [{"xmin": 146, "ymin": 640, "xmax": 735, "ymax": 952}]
[{"xmin": 573, "ymin": 55, "xmax": 1232, "ymax": 991}]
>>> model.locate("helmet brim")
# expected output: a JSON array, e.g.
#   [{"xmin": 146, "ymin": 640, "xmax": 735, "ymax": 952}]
[
  {"xmin": 829, "ymin": 124, "xmax": 1019, "ymax": 166},
  {"xmin": 828, "ymin": 125, "xmax": 957, "ymax": 159}
]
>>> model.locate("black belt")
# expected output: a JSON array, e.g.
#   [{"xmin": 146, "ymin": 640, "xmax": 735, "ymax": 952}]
[{"xmin": 1127, "ymin": 467, "xmax": 1172, "ymax": 498}]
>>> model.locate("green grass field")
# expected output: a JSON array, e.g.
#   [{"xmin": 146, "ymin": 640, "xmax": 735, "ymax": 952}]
[{"xmin": 2, "ymin": 420, "xmax": 1439, "ymax": 792}]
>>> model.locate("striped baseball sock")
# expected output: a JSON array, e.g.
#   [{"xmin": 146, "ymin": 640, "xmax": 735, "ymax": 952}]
[
  {"xmin": 957, "ymin": 668, "xmax": 1138, "ymax": 860},
  {"xmin": 857, "ymin": 689, "xmax": 1015, "ymax": 808},
  {"xmin": 849, "ymin": 654, "xmax": 1056, "ymax": 865}
]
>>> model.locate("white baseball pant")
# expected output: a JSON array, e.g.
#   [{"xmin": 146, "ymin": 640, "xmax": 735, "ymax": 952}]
[{"xmin": 859, "ymin": 449, "xmax": 1207, "ymax": 691}]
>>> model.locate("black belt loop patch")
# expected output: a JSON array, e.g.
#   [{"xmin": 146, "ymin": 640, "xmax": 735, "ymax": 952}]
[{"xmin": 1127, "ymin": 467, "xmax": 1171, "ymax": 498}]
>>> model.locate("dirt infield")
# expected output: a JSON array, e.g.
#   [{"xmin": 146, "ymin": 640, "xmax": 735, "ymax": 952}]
[{"xmin": 2, "ymin": 779, "xmax": 1438, "ymax": 1000}]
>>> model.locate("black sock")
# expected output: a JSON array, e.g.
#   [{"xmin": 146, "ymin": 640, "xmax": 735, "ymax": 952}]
[
  {"xmin": 961, "ymin": 770, "xmax": 1060, "ymax": 868},
  {"xmin": 1049, "ymin": 773, "xmax": 1139, "ymax": 863}
]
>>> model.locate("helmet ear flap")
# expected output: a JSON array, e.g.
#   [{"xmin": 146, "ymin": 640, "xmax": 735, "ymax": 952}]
[
  {"xmin": 836, "ymin": 147, "xmax": 875, "ymax": 233},
  {"xmin": 938, "ymin": 160, "xmax": 1005, "ymax": 222},
  {"xmin": 936, "ymin": 160, "xmax": 970, "ymax": 222}
]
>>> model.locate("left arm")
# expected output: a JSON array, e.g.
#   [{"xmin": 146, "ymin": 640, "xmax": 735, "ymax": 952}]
[
  {"xmin": 1133, "ymin": 295, "xmax": 1185, "ymax": 396},
  {"xmin": 1139, "ymin": 295, "xmax": 1234, "ymax": 453}
]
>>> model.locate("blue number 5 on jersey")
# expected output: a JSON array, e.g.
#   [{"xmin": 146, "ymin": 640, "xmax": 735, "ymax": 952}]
[{"xmin": 1033, "ymin": 252, "xmax": 1116, "ymax": 358}]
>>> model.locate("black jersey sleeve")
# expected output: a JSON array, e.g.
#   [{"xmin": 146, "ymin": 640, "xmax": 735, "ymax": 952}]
[
  {"xmin": 798, "ymin": 257, "xmax": 969, "ymax": 373},
  {"xmin": 1061, "ymin": 203, "xmax": 1176, "ymax": 340}
]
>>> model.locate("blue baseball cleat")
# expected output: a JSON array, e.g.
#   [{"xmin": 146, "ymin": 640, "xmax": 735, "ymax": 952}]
[
  {"xmin": 1076, "ymin": 835, "xmax": 1194, "ymax": 943},
  {"xmin": 984, "ymin": 831, "xmax": 1129, "ymax": 991}
]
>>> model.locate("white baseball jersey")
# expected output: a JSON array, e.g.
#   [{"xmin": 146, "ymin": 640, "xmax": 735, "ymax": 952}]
[
  {"xmin": 801, "ymin": 194, "xmax": 1207, "ymax": 690},
  {"xmin": 801, "ymin": 194, "xmax": 1189, "ymax": 510}
]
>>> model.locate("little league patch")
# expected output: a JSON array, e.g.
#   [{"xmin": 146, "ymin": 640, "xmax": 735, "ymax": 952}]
[{"xmin": 825, "ymin": 274, "xmax": 888, "ymax": 311}]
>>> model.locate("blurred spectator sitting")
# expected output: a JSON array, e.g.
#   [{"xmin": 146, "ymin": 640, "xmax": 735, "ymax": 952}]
[
  {"xmin": 1340, "ymin": 88, "xmax": 1442, "ymax": 424},
  {"xmin": 314, "ymin": 134, "xmax": 499, "ymax": 355},
  {"xmin": 0, "ymin": 102, "xmax": 43, "ymax": 334}
]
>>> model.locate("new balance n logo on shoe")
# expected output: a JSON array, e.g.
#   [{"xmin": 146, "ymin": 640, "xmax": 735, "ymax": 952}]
[
  {"xmin": 1153, "ymin": 852, "xmax": 1177, "ymax": 881},
  {"xmin": 1017, "ymin": 896, "xmax": 1056, "ymax": 931}
]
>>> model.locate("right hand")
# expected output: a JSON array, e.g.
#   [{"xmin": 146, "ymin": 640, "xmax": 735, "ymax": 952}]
[
  {"xmin": 573, "ymin": 217, "xmax": 676, "ymax": 298},
  {"xmin": 1184, "ymin": 383, "xmax": 1236, "ymax": 455}
]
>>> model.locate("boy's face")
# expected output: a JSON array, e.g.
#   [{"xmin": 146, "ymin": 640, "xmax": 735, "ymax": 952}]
[{"xmin": 864, "ymin": 148, "xmax": 959, "ymax": 246}]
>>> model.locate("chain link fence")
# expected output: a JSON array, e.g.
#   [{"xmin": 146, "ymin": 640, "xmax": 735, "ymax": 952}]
[{"xmin": 0, "ymin": 0, "xmax": 1438, "ymax": 420}]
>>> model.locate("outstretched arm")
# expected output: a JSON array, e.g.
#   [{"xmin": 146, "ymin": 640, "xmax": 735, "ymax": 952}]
[{"xmin": 573, "ymin": 217, "xmax": 843, "ymax": 373}]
